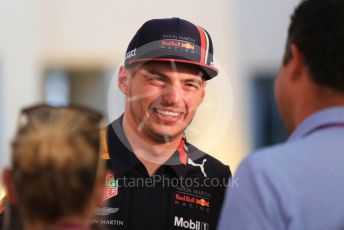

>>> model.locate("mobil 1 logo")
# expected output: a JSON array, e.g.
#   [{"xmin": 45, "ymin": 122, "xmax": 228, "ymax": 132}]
[{"xmin": 174, "ymin": 216, "xmax": 209, "ymax": 230}]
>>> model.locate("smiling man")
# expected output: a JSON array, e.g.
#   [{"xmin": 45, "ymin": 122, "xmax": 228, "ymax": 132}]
[{"xmin": 92, "ymin": 18, "xmax": 231, "ymax": 230}]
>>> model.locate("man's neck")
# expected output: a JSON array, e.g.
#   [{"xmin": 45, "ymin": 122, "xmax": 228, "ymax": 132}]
[
  {"xmin": 293, "ymin": 92, "xmax": 344, "ymax": 133},
  {"xmin": 122, "ymin": 114, "xmax": 183, "ymax": 176}
]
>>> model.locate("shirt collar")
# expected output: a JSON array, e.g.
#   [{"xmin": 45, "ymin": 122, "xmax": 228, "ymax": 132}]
[
  {"xmin": 167, "ymin": 144, "xmax": 207, "ymax": 178},
  {"xmin": 107, "ymin": 114, "xmax": 192, "ymax": 178},
  {"xmin": 288, "ymin": 106, "xmax": 344, "ymax": 142},
  {"xmin": 164, "ymin": 137, "xmax": 200, "ymax": 178}
]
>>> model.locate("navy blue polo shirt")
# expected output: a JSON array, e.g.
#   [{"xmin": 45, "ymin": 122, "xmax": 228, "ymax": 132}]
[{"xmin": 92, "ymin": 115, "xmax": 231, "ymax": 230}]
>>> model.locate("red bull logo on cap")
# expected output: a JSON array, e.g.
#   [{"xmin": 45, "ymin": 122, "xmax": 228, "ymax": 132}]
[
  {"xmin": 161, "ymin": 39, "xmax": 195, "ymax": 51},
  {"xmin": 181, "ymin": 42, "xmax": 195, "ymax": 50}
]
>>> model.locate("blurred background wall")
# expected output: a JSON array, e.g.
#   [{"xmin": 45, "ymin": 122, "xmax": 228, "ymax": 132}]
[{"xmin": 0, "ymin": 0, "xmax": 300, "ymax": 173}]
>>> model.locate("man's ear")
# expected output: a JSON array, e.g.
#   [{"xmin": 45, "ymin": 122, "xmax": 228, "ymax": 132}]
[
  {"xmin": 288, "ymin": 44, "xmax": 305, "ymax": 82},
  {"xmin": 118, "ymin": 66, "xmax": 130, "ymax": 96},
  {"xmin": 200, "ymin": 81, "xmax": 207, "ymax": 102},
  {"xmin": 2, "ymin": 168, "xmax": 17, "ymax": 204}
]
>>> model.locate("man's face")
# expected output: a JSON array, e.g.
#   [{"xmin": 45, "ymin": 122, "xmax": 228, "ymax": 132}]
[{"xmin": 120, "ymin": 62, "xmax": 206, "ymax": 143}]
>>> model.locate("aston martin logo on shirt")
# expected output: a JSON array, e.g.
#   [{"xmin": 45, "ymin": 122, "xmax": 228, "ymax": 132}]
[{"xmin": 95, "ymin": 207, "xmax": 119, "ymax": 216}]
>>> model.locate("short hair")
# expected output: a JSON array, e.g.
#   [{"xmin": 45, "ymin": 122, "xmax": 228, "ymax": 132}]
[
  {"xmin": 283, "ymin": 0, "xmax": 344, "ymax": 91},
  {"xmin": 11, "ymin": 105, "xmax": 104, "ymax": 224}
]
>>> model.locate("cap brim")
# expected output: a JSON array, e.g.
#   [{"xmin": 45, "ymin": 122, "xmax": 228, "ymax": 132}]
[{"xmin": 127, "ymin": 58, "xmax": 218, "ymax": 80}]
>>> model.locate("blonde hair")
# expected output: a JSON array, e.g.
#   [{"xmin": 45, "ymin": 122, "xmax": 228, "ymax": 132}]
[{"xmin": 10, "ymin": 105, "xmax": 105, "ymax": 225}]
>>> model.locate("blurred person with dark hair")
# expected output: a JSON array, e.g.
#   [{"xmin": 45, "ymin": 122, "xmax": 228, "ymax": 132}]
[
  {"xmin": 2, "ymin": 105, "xmax": 106, "ymax": 230},
  {"xmin": 219, "ymin": 0, "xmax": 344, "ymax": 229}
]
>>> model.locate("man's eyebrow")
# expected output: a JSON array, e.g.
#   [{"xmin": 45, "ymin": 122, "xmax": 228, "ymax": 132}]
[
  {"xmin": 185, "ymin": 71, "xmax": 205, "ymax": 84},
  {"xmin": 184, "ymin": 78, "xmax": 203, "ymax": 86},
  {"xmin": 140, "ymin": 69, "xmax": 169, "ymax": 79}
]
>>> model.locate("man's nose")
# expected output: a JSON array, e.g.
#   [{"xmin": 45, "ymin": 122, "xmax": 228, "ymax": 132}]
[{"xmin": 162, "ymin": 83, "xmax": 183, "ymax": 104}]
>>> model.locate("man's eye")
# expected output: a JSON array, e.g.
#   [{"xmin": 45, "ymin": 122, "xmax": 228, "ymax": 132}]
[
  {"xmin": 185, "ymin": 83, "xmax": 200, "ymax": 89},
  {"xmin": 147, "ymin": 76, "xmax": 165, "ymax": 85}
]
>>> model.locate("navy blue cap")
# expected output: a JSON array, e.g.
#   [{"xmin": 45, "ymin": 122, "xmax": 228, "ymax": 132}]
[{"xmin": 124, "ymin": 18, "xmax": 218, "ymax": 80}]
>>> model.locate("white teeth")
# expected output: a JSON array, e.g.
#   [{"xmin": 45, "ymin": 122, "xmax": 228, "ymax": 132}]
[{"xmin": 156, "ymin": 109, "xmax": 181, "ymax": 117}]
